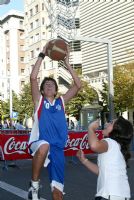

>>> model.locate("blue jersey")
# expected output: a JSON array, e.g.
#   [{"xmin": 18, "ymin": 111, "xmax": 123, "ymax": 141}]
[{"xmin": 38, "ymin": 96, "xmax": 68, "ymax": 148}]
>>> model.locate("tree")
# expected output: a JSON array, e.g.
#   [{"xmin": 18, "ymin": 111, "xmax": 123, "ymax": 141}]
[
  {"xmin": 113, "ymin": 62, "xmax": 134, "ymax": 114},
  {"xmin": 65, "ymin": 80, "xmax": 98, "ymax": 120},
  {"xmin": 1, "ymin": 83, "xmax": 33, "ymax": 121},
  {"xmin": 99, "ymin": 62, "xmax": 134, "ymax": 116},
  {"xmin": 0, "ymin": 91, "xmax": 20, "ymax": 119},
  {"xmin": 18, "ymin": 83, "xmax": 33, "ymax": 120}
]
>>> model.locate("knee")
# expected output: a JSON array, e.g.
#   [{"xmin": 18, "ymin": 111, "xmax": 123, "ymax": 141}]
[
  {"xmin": 37, "ymin": 143, "xmax": 49, "ymax": 157},
  {"xmin": 52, "ymin": 188, "xmax": 63, "ymax": 200}
]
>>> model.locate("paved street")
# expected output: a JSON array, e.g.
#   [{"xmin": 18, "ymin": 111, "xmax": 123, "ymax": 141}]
[{"xmin": 0, "ymin": 154, "xmax": 134, "ymax": 200}]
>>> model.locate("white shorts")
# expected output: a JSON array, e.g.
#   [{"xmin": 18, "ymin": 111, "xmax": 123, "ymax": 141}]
[{"xmin": 30, "ymin": 140, "xmax": 50, "ymax": 167}]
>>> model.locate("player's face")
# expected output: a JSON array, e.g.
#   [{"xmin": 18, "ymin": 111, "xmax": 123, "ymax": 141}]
[{"xmin": 43, "ymin": 80, "xmax": 56, "ymax": 97}]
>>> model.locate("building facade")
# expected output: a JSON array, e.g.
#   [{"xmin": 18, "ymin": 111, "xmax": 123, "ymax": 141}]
[
  {"xmin": 79, "ymin": 1, "xmax": 134, "ymax": 89},
  {"xmin": 79, "ymin": 1, "xmax": 134, "ymax": 123},
  {"xmin": 24, "ymin": 0, "xmax": 52, "ymax": 85},
  {"xmin": 0, "ymin": 10, "xmax": 25, "ymax": 101}
]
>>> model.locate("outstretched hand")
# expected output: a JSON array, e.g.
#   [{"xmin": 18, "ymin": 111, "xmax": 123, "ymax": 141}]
[{"xmin": 76, "ymin": 149, "xmax": 86, "ymax": 164}]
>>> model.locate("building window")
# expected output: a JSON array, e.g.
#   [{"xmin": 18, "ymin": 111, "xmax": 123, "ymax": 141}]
[
  {"xmin": 20, "ymin": 57, "xmax": 24, "ymax": 62},
  {"xmin": 35, "ymin": 19, "xmax": 39, "ymax": 28},
  {"xmin": 30, "ymin": 36, "xmax": 34, "ymax": 44},
  {"xmin": 30, "ymin": 9, "xmax": 33, "ymax": 17},
  {"xmin": 42, "ymin": 32, "xmax": 45, "ymax": 39},
  {"xmin": 20, "ymin": 20, "xmax": 23, "ymax": 25},
  {"xmin": 30, "ymin": 22, "xmax": 33, "ymax": 31},
  {"xmin": 69, "ymin": 40, "xmax": 81, "ymax": 51},
  {"xmin": 31, "ymin": 50, "xmax": 34, "ymax": 59},
  {"xmin": 20, "ymin": 45, "xmax": 24, "ymax": 50},
  {"xmin": 75, "ymin": 18, "xmax": 80, "ymax": 29},
  {"xmin": 21, "ymin": 69, "xmax": 25, "ymax": 74},
  {"xmin": 35, "ymin": 5, "xmax": 39, "ymax": 13},
  {"xmin": 42, "ymin": 17, "xmax": 45, "ymax": 25},
  {"xmin": 7, "ymin": 57, "xmax": 10, "ymax": 64},
  {"xmin": 42, "ymin": 3, "xmax": 44, "ymax": 10},
  {"xmin": 20, "ymin": 32, "xmax": 24, "ymax": 39},
  {"xmin": 35, "ymin": 48, "xmax": 40, "ymax": 57},
  {"xmin": 21, "ymin": 81, "xmax": 25, "ymax": 87},
  {"xmin": 35, "ymin": 33, "xmax": 40, "ymax": 42}
]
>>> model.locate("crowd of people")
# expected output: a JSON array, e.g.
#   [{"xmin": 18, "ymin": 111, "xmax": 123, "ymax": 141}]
[{"xmin": 0, "ymin": 119, "xmax": 25, "ymax": 130}]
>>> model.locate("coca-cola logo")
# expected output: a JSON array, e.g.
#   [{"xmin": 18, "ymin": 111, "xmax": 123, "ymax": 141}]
[
  {"xmin": 64, "ymin": 133, "xmax": 90, "ymax": 151},
  {"xmin": 4, "ymin": 137, "xmax": 28, "ymax": 155}
]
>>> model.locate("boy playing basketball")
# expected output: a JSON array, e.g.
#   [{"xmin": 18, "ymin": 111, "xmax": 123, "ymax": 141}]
[{"xmin": 28, "ymin": 42, "xmax": 81, "ymax": 200}]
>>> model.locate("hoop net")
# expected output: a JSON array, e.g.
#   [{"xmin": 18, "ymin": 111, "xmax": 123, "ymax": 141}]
[{"xmin": 44, "ymin": 0, "xmax": 79, "ymax": 40}]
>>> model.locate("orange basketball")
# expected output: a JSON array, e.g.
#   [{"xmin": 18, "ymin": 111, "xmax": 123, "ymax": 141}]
[{"xmin": 46, "ymin": 39, "xmax": 68, "ymax": 61}]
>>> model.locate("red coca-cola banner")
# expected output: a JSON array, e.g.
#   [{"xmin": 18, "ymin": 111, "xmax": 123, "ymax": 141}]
[
  {"xmin": 0, "ymin": 134, "xmax": 32, "ymax": 160},
  {"xmin": 64, "ymin": 130, "xmax": 103, "ymax": 156},
  {"xmin": 0, "ymin": 130, "xmax": 103, "ymax": 160}
]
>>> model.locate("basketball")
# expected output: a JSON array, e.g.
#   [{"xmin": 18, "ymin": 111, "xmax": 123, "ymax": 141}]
[{"xmin": 46, "ymin": 39, "xmax": 68, "ymax": 61}]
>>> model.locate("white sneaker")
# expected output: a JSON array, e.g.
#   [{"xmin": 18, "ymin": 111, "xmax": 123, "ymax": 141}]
[{"xmin": 28, "ymin": 180, "xmax": 40, "ymax": 200}]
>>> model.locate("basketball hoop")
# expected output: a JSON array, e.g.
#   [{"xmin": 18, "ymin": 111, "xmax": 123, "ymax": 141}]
[{"xmin": 44, "ymin": 0, "xmax": 79, "ymax": 40}]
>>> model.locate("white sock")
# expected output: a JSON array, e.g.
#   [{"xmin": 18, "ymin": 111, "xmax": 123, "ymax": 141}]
[{"xmin": 31, "ymin": 180, "xmax": 39, "ymax": 189}]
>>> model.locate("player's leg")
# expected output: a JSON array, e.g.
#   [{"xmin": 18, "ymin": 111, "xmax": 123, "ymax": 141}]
[
  {"xmin": 52, "ymin": 187, "xmax": 63, "ymax": 200},
  {"xmin": 28, "ymin": 141, "xmax": 49, "ymax": 200},
  {"xmin": 47, "ymin": 145, "xmax": 65, "ymax": 200},
  {"xmin": 32, "ymin": 143, "xmax": 49, "ymax": 180}
]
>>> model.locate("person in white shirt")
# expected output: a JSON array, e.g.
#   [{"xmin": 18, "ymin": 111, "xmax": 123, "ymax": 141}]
[{"xmin": 77, "ymin": 116, "xmax": 133, "ymax": 200}]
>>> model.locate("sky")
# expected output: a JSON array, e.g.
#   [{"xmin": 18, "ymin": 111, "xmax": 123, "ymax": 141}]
[{"xmin": 0, "ymin": 0, "xmax": 24, "ymax": 16}]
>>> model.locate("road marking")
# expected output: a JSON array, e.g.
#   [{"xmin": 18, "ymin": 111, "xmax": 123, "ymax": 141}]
[{"xmin": 0, "ymin": 181, "xmax": 46, "ymax": 200}]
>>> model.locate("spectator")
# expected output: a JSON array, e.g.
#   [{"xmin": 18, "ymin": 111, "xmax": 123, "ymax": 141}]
[
  {"xmin": 0, "ymin": 120, "xmax": 3, "ymax": 129},
  {"xmin": 15, "ymin": 120, "xmax": 25, "ymax": 130},
  {"xmin": 3, "ymin": 119, "xmax": 9, "ymax": 129},
  {"xmin": 70, "ymin": 120, "xmax": 75, "ymax": 129}
]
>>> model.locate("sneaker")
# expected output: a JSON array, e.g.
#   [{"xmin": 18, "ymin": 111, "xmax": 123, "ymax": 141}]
[{"xmin": 28, "ymin": 180, "xmax": 40, "ymax": 200}]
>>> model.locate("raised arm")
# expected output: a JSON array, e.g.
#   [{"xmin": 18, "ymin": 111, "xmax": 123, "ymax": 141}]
[
  {"xmin": 62, "ymin": 47, "xmax": 81, "ymax": 104},
  {"xmin": 88, "ymin": 120, "xmax": 108, "ymax": 153},
  {"xmin": 30, "ymin": 44, "xmax": 48, "ymax": 108}
]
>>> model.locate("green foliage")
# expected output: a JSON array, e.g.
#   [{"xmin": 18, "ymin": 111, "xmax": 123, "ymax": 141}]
[
  {"xmin": 99, "ymin": 62, "xmax": 134, "ymax": 115},
  {"xmin": 113, "ymin": 62, "xmax": 134, "ymax": 113},
  {"xmin": 66, "ymin": 80, "xmax": 98, "ymax": 119},
  {"xmin": 0, "ymin": 83, "xmax": 33, "ymax": 121},
  {"xmin": 17, "ymin": 83, "xmax": 33, "ymax": 120},
  {"xmin": 0, "ymin": 91, "xmax": 19, "ymax": 119}
]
